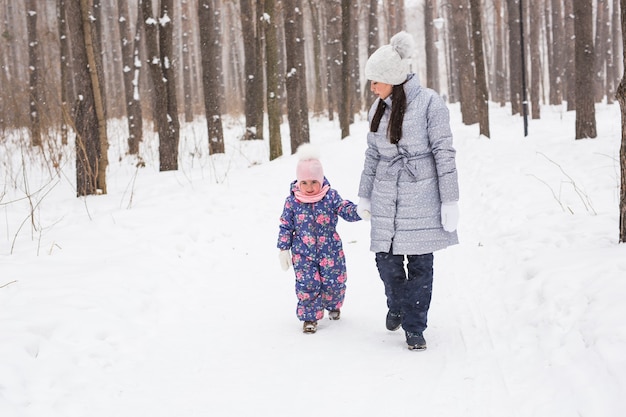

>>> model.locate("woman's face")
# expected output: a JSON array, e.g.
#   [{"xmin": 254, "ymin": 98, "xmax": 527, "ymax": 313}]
[
  {"xmin": 298, "ymin": 180, "xmax": 321, "ymax": 195},
  {"xmin": 370, "ymin": 81, "xmax": 393, "ymax": 99}
]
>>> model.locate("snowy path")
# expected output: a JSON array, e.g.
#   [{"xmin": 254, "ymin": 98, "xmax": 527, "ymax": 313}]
[{"xmin": 2, "ymin": 105, "xmax": 626, "ymax": 416}]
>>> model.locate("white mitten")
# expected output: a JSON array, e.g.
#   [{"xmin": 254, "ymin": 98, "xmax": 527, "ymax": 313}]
[
  {"xmin": 440, "ymin": 201, "xmax": 459, "ymax": 232},
  {"xmin": 357, "ymin": 197, "xmax": 371, "ymax": 221},
  {"xmin": 278, "ymin": 250, "xmax": 292, "ymax": 271}
]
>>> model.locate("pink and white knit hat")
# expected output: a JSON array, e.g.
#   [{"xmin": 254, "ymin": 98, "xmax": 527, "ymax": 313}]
[{"xmin": 296, "ymin": 143, "xmax": 324, "ymax": 184}]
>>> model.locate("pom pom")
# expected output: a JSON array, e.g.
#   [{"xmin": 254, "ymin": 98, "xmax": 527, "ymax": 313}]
[
  {"xmin": 390, "ymin": 31, "xmax": 415, "ymax": 60},
  {"xmin": 296, "ymin": 143, "xmax": 320, "ymax": 161}
]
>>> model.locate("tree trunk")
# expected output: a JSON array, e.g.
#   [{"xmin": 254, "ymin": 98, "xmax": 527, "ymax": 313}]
[
  {"xmin": 65, "ymin": 0, "xmax": 105, "ymax": 196},
  {"xmin": 181, "ymin": 0, "xmax": 194, "ymax": 123},
  {"xmin": 529, "ymin": 0, "xmax": 541, "ymax": 119},
  {"xmin": 493, "ymin": 0, "xmax": 506, "ymax": 106},
  {"xmin": 254, "ymin": 0, "xmax": 265, "ymax": 140},
  {"xmin": 339, "ymin": 0, "xmax": 351, "ymax": 139},
  {"xmin": 594, "ymin": 0, "xmax": 607, "ymax": 103},
  {"xmin": 424, "ymin": 0, "xmax": 439, "ymax": 92},
  {"xmin": 118, "ymin": 0, "xmax": 143, "ymax": 155},
  {"xmin": 263, "ymin": 0, "xmax": 282, "ymax": 160},
  {"xmin": 27, "ymin": 0, "xmax": 41, "ymax": 147},
  {"xmin": 307, "ymin": 0, "xmax": 324, "ymax": 116},
  {"xmin": 240, "ymin": 0, "xmax": 259, "ymax": 139},
  {"xmin": 548, "ymin": 0, "xmax": 564, "ymax": 105},
  {"xmin": 57, "ymin": 0, "xmax": 72, "ymax": 145},
  {"xmin": 507, "ymin": 0, "xmax": 522, "ymax": 115},
  {"xmin": 450, "ymin": 0, "xmax": 477, "ymax": 125},
  {"xmin": 283, "ymin": 0, "xmax": 310, "ymax": 151},
  {"xmin": 574, "ymin": 0, "xmax": 597, "ymax": 139},
  {"xmin": 564, "ymin": 0, "xmax": 576, "ymax": 110},
  {"xmin": 618, "ymin": 0, "xmax": 626, "ymax": 243},
  {"xmin": 350, "ymin": 1, "xmax": 360, "ymax": 119},
  {"xmin": 365, "ymin": 0, "xmax": 379, "ymax": 106},
  {"xmin": 325, "ymin": 0, "xmax": 342, "ymax": 121},
  {"xmin": 80, "ymin": 0, "xmax": 108, "ymax": 193},
  {"xmin": 469, "ymin": 0, "xmax": 489, "ymax": 137},
  {"xmin": 198, "ymin": 0, "xmax": 225, "ymax": 155}
]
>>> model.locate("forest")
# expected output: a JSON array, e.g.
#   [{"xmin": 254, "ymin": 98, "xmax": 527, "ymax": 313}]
[{"xmin": 1, "ymin": 0, "xmax": 626, "ymax": 238}]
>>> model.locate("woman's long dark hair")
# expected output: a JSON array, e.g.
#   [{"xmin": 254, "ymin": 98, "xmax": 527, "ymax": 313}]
[
  {"xmin": 369, "ymin": 82, "xmax": 407, "ymax": 144},
  {"xmin": 388, "ymin": 84, "xmax": 407, "ymax": 144}
]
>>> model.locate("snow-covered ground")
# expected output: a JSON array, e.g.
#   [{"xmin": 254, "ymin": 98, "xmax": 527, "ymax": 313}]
[{"xmin": 1, "ymin": 102, "xmax": 625, "ymax": 417}]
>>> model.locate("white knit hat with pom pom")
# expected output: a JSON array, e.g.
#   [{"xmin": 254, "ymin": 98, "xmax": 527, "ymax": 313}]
[{"xmin": 365, "ymin": 31, "xmax": 415, "ymax": 85}]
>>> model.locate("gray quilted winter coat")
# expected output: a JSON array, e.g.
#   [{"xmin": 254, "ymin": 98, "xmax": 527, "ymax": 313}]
[{"xmin": 358, "ymin": 73, "xmax": 459, "ymax": 255}]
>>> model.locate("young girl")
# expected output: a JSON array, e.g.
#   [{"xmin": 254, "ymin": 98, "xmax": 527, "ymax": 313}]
[{"xmin": 277, "ymin": 144, "xmax": 363, "ymax": 334}]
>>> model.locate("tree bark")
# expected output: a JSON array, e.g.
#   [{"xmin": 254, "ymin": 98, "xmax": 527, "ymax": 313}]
[
  {"xmin": 424, "ymin": 0, "xmax": 439, "ymax": 92},
  {"xmin": 283, "ymin": 0, "xmax": 310, "ymax": 151},
  {"xmin": 27, "ymin": 0, "xmax": 41, "ymax": 147},
  {"xmin": 529, "ymin": 0, "xmax": 541, "ymax": 119},
  {"xmin": 450, "ymin": 0, "xmax": 477, "ymax": 125},
  {"xmin": 263, "ymin": 0, "xmax": 282, "ymax": 160},
  {"xmin": 618, "ymin": 0, "xmax": 626, "ymax": 243},
  {"xmin": 574, "ymin": 0, "xmax": 597, "ymax": 139},
  {"xmin": 240, "ymin": 0, "xmax": 259, "ymax": 138},
  {"xmin": 198, "ymin": 0, "xmax": 225, "ymax": 155},
  {"xmin": 564, "ymin": 0, "xmax": 576, "ymax": 110},
  {"xmin": 254, "ymin": 0, "xmax": 265, "ymax": 140},
  {"xmin": 548, "ymin": 0, "xmax": 564, "ymax": 105},
  {"xmin": 65, "ymin": 0, "xmax": 104, "ymax": 196},
  {"xmin": 469, "ymin": 0, "xmax": 489, "ymax": 137},
  {"xmin": 339, "ymin": 0, "xmax": 351, "ymax": 139},
  {"xmin": 507, "ymin": 0, "xmax": 522, "ymax": 115},
  {"xmin": 118, "ymin": 0, "xmax": 143, "ymax": 155},
  {"xmin": 307, "ymin": 0, "xmax": 324, "ymax": 116}
]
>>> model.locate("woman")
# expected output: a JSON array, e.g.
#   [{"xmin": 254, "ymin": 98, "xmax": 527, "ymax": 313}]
[{"xmin": 357, "ymin": 31, "xmax": 459, "ymax": 351}]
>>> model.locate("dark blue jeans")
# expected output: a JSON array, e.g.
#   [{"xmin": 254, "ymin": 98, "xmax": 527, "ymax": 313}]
[{"xmin": 375, "ymin": 251, "xmax": 434, "ymax": 333}]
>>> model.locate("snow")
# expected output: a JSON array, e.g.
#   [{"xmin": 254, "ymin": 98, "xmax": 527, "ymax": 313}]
[{"xmin": 1, "ymin": 102, "xmax": 625, "ymax": 417}]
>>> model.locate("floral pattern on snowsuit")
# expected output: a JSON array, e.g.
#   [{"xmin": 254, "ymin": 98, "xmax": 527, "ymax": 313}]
[{"xmin": 277, "ymin": 178, "xmax": 361, "ymax": 322}]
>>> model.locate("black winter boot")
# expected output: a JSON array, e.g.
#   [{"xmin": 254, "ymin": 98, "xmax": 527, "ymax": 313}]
[
  {"xmin": 386, "ymin": 310, "xmax": 402, "ymax": 331},
  {"xmin": 406, "ymin": 331, "xmax": 427, "ymax": 350}
]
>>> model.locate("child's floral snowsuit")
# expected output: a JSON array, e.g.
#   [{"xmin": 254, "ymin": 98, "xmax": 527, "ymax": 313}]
[{"xmin": 278, "ymin": 178, "xmax": 361, "ymax": 322}]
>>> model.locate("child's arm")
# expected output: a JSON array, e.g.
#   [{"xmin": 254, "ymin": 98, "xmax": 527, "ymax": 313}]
[
  {"xmin": 277, "ymin": 197, "xmax": 295, "ymax": 250},
  {"xmin": 331, "ymin": 190, "xmax": 363, "ymax": 222}
]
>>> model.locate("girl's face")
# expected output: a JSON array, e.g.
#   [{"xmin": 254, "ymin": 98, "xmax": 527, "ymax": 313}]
[
  {"xmin": 370, "ymin": 81, "xmax": 393, "ymax": 99},
  {"xmin": 298, "ymin": 180, "xmax": 321, "ymax": 195}
]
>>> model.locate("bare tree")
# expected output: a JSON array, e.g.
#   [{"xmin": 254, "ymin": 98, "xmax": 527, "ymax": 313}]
[
  {"xmin": 469, "ymin": 0, "xmax": 489, "ymax": 137},
  {"xmin": 118, "ymin": 0, "xmax": 143, "ymax": 155},
  {"xmin": 339, "ymin": 0, "xmax": 351, "ymax": 139},
  {"xmin": 263, "ymin": 0, "xmax": 282, "ymax": 160},
  {"xmin": 493, "ymin": 0, "xmax": 506, "ymax": 106},
  {"xmin": 450, "ymin": 0, "xmax": 477, "ymax": 125},
  {"xmin": 507, "ymin": 0, "xmax": 522, "ymax": 115},
  {"xmin": 618, "ymin": 0, "xmax": 626, "ymax": 242},
  {"xmin": 424, "ymin": 0, "xmax": 439, "ymax": 92},
  {"xmin": 325, "ymin": 0, "xmax": 342, "ymax": 121},
  {"xmin": 26, "ymin": 0, "xmax": 41, "ymax": 147},
  {"xmin": 548, "ymin": 0, "xmax": 564, "ymax": 105},
  {"xmin": 198, "ymin": 0, "xmax": 225, "ymax": 155},
  {"xmin": 365, "ymin": 0, "xmax": 380, "ymax": 106},
  {"xmin": 574, "ymin": 0, "xmax": 597, "ymax": 139},
  {"xmin": 529, "ymin": 0, "xmax": 541, "ymax": 119},
  {"xmin": 283, "ymin": 0, "xmax": 310, "ymax": 151},
  {"xmin": 255, "ymin": 0, "xmax": 265, "ymax": 140},
  {"xmin": 307, "ymin": 0, "xmax": 324, "ymax": 115},
  {"xmin": 57, "ymin": 0, "xmax": 73, "ymax": 145},
  {"xmin": 240, "ymin": 0, "xmax": 260, "ymax": 139},
  {"xmin": 66, "ymin": 0, "xmax": 108, "ymax": 196},
  {"xmin": 563, "ymin": 0, "xmax": 576, "ymax": 110}
]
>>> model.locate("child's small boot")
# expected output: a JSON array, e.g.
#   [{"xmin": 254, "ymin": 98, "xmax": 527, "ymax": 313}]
[{"xmin": 303, "ymin": 321, "xmax": 318, "ymax": 334}]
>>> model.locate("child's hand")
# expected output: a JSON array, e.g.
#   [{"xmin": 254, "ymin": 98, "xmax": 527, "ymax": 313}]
[
  {"xmin": 278, "ymin": 250, "xmax": 292, "ymax": 271},
  {"xmin": 357, "ymin": 198, "xmax": 371, "ymax": 221}
]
